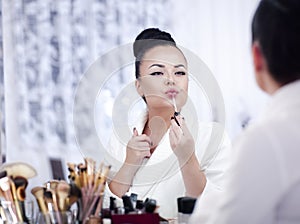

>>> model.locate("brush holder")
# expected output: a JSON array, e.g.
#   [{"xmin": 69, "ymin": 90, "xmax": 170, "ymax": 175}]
[{"xmin": 35, "ymin": 211, "xmax": 75, "ymax": 224}]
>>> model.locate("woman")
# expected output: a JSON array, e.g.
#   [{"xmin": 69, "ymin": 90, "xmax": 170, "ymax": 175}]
[{"xmin": 104, "ymin": 28, "xmax": 230, "ymax": 219}]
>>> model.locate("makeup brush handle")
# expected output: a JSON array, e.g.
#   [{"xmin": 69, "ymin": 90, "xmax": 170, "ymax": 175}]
[{"xmin": 37, "ymin": 198, "xmax": 48, "ymax": 214}]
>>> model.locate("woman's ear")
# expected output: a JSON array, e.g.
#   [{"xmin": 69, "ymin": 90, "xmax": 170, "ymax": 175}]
[
  {"xmin": 252, "ymin": 41, "xmax": 265, "ymax": 74},
  {"xmin": 135, "ymin": 79, "xmax": 144, "ymax": 97}
]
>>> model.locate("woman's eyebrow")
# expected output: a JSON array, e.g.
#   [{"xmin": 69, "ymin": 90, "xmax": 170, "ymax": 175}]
[
  {"xmin": 148, "ymin": 63, "xmax": 165, "ymax": 69},
  {"xmin": 174, "ymin": 64, "xmax": 186, "ymax": 68},
  {"xmin": 148, "ymin": 64, "xmax": 186, "ymax": 69}
]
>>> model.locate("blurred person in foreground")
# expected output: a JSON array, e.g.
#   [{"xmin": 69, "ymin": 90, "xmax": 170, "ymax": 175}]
[{"xmin": 190, "ymin": 0, "xmax": 300, "ymax": 223}]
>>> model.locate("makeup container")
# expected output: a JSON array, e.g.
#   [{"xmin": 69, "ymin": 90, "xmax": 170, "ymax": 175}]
[
  {"xmin": 130, "ymin": 193, "xmax": 138, "ymax": 209},
  {"xmin": 121, "ymin": 195, "xmax": 134, "ymax": 213},
  {"xmin": 144, "ymin": 198, "xmax": 157, "ymax": 214},
  {"xmin": 135, "ymin": 200, "xmax": 144, "ymax": 214},
  {"xmin": 177, "ymin": 197, "xmax": 197, "ymax": 224}
]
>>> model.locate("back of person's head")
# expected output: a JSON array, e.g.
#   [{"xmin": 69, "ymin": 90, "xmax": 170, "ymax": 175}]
[
  {"xmin": 252, "ymin": 0, "xmax": 300, "ymax": 85},
  {"xmin": 133, "ymin": 28, "xmax": 177, "ymax": 79}
]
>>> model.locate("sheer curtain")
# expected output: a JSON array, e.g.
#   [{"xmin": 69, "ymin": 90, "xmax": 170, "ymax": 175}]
[{"xmin": 0, "ymin": 0, "xmax": 171, "ymax": 187}]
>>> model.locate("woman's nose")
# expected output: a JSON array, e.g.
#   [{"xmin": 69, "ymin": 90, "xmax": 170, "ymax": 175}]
[{"xmin": 164, "ymin": 72, "xmax": 175, "ymax": 85}]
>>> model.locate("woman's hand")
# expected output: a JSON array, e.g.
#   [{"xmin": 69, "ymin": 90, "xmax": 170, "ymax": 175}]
[
  {"xmin": 169, "ymin": 115, "xmax": 195, "ymax": 164},
  {"xmin": 169, "ymin": 115, "xmax": 207, "ymax": 197},
  {"xmin": 125, "ymin": 127, "xmax": 152, "ymax": 166},
  {"xmin": 109, "ymin": 128, "xmax": 151, "ymax": 197}
]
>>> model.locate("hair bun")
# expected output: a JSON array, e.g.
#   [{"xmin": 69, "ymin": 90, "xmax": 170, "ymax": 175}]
[{"xmin": 133, "ymin": 28, "xmax": 176, "ymax": 58}]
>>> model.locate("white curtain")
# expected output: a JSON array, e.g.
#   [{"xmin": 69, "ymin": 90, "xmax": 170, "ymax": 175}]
[{"xmin": 0, "ymin": 0, "xmax": 171, "ymax": 187}]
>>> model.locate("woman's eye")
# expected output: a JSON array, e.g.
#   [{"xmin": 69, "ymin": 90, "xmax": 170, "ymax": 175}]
[
  {"xmin": 175, "ymin": 71, "xmax": 186, "ymax": 76},
  {"xmin": 150, "ymin": 72, "xmax": 164, "ymax": 76}
]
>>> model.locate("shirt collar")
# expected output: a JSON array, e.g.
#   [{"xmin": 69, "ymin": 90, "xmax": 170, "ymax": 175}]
[{"xmin": 262, "ymin": 79, "xmax": 300, "ymax": 117}]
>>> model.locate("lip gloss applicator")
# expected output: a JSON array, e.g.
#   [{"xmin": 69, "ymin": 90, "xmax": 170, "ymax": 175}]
[
  {"xmin": 172, "ymin": 97, "xmax": 180, "ymax": 116},
  {"xmin": 172, "ymin": 96, "xmax": 181, "ymax": 127}
]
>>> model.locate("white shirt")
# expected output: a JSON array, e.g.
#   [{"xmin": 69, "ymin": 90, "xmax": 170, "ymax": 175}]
[
  {"xmin": 103, "ymin": 111, "xmax": 231, "ymax": 219},
  {"xmin": 190, "ymin": 80, "xmax": 300, "ymax": 224}
]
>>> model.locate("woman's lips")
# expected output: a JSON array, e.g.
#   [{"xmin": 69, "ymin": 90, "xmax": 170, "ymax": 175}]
[{"xmin": 165, "ymin": 89, "xmax": 178, "ymax": 98}]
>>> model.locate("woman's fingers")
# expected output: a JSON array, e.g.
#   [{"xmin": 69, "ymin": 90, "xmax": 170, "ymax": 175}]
[
  {"xmin": 133, "ymin": 127, "xmax": 139, "ymax": 136},
  {"xmin": 170, "ymin": 119, "xmax": 183, "ymax": 139},
  {"xmin": 126, "ymin": 129, "xmax": 152, "ymax": 165},
  {"xmin": 169, "ymin": 115, "xmax": 195, "ymax": 158},
  {"xmin": 133, "ymin": 141, "xmax": 151, "ymax": 150},
  {"xmin": 129, "ymin": 134, "xmax": 152, "ymax": 149}
]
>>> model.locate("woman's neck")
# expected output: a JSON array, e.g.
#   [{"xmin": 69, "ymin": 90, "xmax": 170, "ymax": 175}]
[
  {"xmin": 143, "ymin": 107, "xmax": 174, "ymax": 153},
  {"xmin": 148, "ymin": 107, "xmax": 174, "ymax": 128}
]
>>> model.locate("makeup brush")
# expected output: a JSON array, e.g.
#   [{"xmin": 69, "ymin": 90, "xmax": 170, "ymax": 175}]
[
  {"xmin": 78, "ymin": 163, "xmax": 88, "ymax": 188},
  {"xmin": 12, "ymin": 176, "xmax": 28, "ymax": 222},
  {"xmin": 13, "ymin": 176, "xmax": 28, "ymax": 201},
  {"xmin": 0, "ymin": 162, "xmax": 37, "ymax": 179},
  {"xmin": 44, "ymin": 190, "xmax": 59, "ymax": 224},
  {"xmin": 56, "ymin": 180, "xmax": 70, "ymax": 211},
  {"xmin": 44, "ymin": 191, "xmax": 54, "ymax": 212},
  {"xmin": 67, "ymin": 183, "xmax": 81, "ymax": 208},
  {"xmin": 67, "ymin": 163, "xmax": 76, "ymax": 178},
  {"xmin": 45, "ymin": 180, "xmax": 63, "ymax": 223},
  {"xmin": 98, "ymin": 165, "xmax": 111, "ymax": 190},
  {"xmin": 0, "ymin": 177, "xmax": 14, "ymax": 201},
  {"xmin": 0, "ymin": 177, "xmax": 18, "ymax": 222},
  {"xmin": 0, "ymin": 202, "xmax": 7, "ymax": 222},
  {"xmin": 9, "ymin": 179, "xmax": 23, "ymax": 222},
  {"xmin": 93, "ymin": 163, "xmax": 103, "ymax": 191},
  {"xmin": 85, "ymin": 158, "xmax": 96, "ymax": 186},
  {"xmin": 0, "ymin": 170, "xmax": 7, "ymax": 178},
  {"xmin": 45, "ymin": 180, "xmax": 59, "ymax": 191},
  {"xmin": 67, "ymin": 163, "xmax": 80, "ymax": 187},
  {"xmin": 16, "ymin": 189, "xmax": 27, "ymax": 221},
  {"xmin": 31, "ymin": 186, "xmax": 48, "ymax": 214},
  {"xmin": 0, "ymin": 200, "xmax": 18, "ymax": 223}
]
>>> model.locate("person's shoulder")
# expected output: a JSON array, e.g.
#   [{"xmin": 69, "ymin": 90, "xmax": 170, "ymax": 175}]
[
  {"xmin": 242, "ymin": 110, "xmax": 297, "ymax": 142},
  {"xmin": 232, "ymin": 118, "xmax": 279, "ymax": 157}
]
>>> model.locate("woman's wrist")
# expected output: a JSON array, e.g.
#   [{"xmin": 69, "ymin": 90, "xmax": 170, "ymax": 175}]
[
  {"xmin": 177, "ymin": 150, "xmax": 196, "ymax": 166},
  {"xmin": 109, "ymin": 164, "xmax": 138, "ymax": 197},
  {"xmin": 121, "ymin": 162, "xmax": 141, "ymax": 176}
]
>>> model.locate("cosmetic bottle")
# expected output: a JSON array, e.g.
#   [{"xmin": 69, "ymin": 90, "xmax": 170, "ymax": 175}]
[
  {"xmin": 135, "ymin": 200, "xmax": 144, "ymax": 214},
  {"xmin": 177, "ymin": 197, "xmax": 197, "ymax": 224},
  {"xmin": 109, "ymin": 197, "xmax": 116, "ymax": 213},
  {"xmin": 144, "ymin": 198, "xmax": 157, "ymax": 213},
  {"xmin": 130, "ymin": 193, "xmax": 138, "ymax": 209},
  {"xmin": 121, "ymin": 195, "xmax": 134, "ymax": 213}
]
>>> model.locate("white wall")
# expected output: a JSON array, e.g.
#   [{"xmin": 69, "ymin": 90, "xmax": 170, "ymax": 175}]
[{"xmin": 169, "ymin": 0, "xmax": 269, "ymax": 139}]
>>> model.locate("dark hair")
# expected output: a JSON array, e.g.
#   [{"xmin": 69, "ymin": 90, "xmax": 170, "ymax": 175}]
[
  {"xmin": 252, "ymin": 0, "xmax": 300, "ymax": 85},
  {"xmin": 133, "ymin": 28, "xmax": 177, "ymax": 79}
]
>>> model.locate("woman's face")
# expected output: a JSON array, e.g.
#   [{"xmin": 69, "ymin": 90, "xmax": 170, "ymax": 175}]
[{"xmin": 136, "ymin": 45, "xmax": 188, "ymax": 112}]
